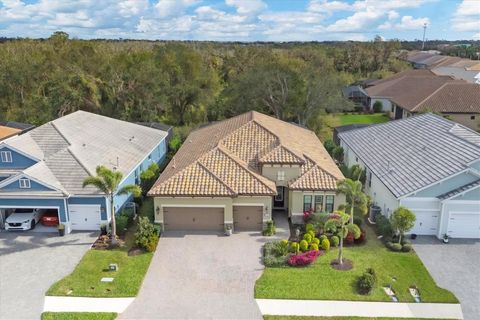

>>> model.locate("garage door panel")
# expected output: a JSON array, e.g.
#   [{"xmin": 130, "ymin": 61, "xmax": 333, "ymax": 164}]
[
  {"xmin": 410, "ymin": 210, "xmax": 439, "ymax": 235},
  {"xmin": 68, "ymin": 205, "xmax": 102, "ymax": 231},
  {"xmin": 233, "ymin": 206, "xmax": 263, "ymax": 231},
  {"xmin": 163, "ymin": 207, "xmax": 224, "ymax": 231},
  {"xmin": 448, "ymin": 213, "xmax": 480, "ymax": 238}
]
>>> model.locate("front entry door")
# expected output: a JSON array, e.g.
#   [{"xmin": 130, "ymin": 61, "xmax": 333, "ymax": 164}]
[{"xmin": 273, "ymin": 186, "xmax": 285, "ymax": 208}]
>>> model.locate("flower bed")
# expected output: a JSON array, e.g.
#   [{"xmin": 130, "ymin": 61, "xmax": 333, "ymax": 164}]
[{"xmin": 287, "ymin": 250, "xmax": 322, "ymax": 267}]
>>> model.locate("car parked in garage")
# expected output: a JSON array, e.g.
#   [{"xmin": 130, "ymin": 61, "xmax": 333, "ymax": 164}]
[
  {"xmin": 5, "ymin": 208, "xmax": 45, "ymax": 231},
  {"xmin": 41, "ymin": 209, "xmax": 59, "ymax": 226}
]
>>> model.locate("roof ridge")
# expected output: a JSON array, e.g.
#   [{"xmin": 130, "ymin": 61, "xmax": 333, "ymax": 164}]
[
  {"xmin": 65, "ymin": 148, "xmax": 95, "ymax": 176},
  {"xmin": 411, "ymin": 82, "xmax": 450, "ymax": 111},
  {"xmin": 196, "ymin": 161, "xmax": 237, "ymax": 196},
  {"xmin": 215, "ymin": 146, "xmax": 277, "ymax": 193}
]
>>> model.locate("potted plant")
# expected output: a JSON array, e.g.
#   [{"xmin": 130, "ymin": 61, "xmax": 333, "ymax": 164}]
[
  {"xmin": 443, "ymin": 234, "xmax": 449, "ymax": 244},
  {"xmin": 225, "ymin": 225, "xmax": 232, "ymax": 236},
  {"xmin": 58, "ymin": 223, "xmax": 65, "ymax": 237}
]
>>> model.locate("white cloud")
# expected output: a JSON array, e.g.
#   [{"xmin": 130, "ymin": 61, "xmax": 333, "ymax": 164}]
[
  {"xmin": 451, "ymin": 0, "xmax": 480, "ymax": 33},
  {"xmin": 473, "ymin": 33, "xmax": 480, "ymax": 40},
  {"xmin": 308, "ymin": 0, "xmax": 353, "ymax": 14},
  {"xmin": 388, "ymin": 10, "xmax": 399, "ymax": 20},
  {"xmin": 326, "ymin": 8, "xmax": 383, "ymax": 32},
  {"xmin": 225, "ymin": 0, "xmax": 266, "ymax": 16},
  {"xmin": 155, "ymin": 0, "xmax": 198, "ymax": 19}
]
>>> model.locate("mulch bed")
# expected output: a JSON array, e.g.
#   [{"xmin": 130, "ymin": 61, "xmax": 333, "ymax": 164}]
[
  {"xmin": 91, "ymin": 234, "xmax": 125, "ymax": 250},
  {"xmin": 330, "ymin": 258, "xmax": 353, "ymax": 271},
  {"xmin": 128, "ymin": 246, "xmax": 146, "ymax": 256}
]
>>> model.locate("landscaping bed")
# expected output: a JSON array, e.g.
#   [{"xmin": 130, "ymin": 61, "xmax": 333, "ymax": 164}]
[
  {"xmin": 47, "ymin": 199, "xmax": 157, "ymax": 298},
  {"xmin": 255, "ymin": 223, "xmax": 457, "ymax": 303},
  {"xmin": 41, "ymin": 313, "xmax": 117, "ymax": 320}
]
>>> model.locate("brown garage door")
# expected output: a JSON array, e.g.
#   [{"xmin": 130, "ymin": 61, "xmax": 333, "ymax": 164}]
[
  {"xmin": 163, "ymin": 207, "xmax": 224, "ymax": 231},
  {"xmin": 233, "ymin": 206, "xmax": 263, "ymax": 231}
]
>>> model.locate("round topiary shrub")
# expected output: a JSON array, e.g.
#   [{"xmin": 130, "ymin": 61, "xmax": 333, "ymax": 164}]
[
  {"xmin": 353, "ymin": 216, "xmax": 363, "ymax": 227},
  {"xmin": 299, "ymin": 240, "xmax": 309, "ymax": 252},
  {"xmin": 306, "ymin": 223, "xmax": 314, "ymax": 233},
  {"xmin": 357, "ymin": 268, "xmax": 377, "ymax": 295},
  {"xmin": 290, "ymin": 242, "xmax": 299, "ymax": 254},
  {"xmin": 310, "ymin": 243, "xmax": 319, "ymax": 251},
  {"xmin": 330, "ymin": 235, "xmax": 340, "ymax": 247},
  {"xmin": 280, "ymin": 239, "xmax": 289, "ymax": 246},
  {"xmin": 303, "ymin": 233, "xmax": 313, "ymax": 243},
  {"xmin": 308, "ymin": 230, "xmax": 315, "ymax": 239},
  {"xmin": 321, "ymin": 238, "xmax": 330, "ymax": 251},
  {"xmin": 319, "ymin": 234, "xmax": 328, "ymax": 242},
  {"xmin": 402, "ymin": 243, "xmax": 412, "ymax": 252},
  {"xmin": 312, "ymin": 237, "xmax": 320, "ymax": 246},
  {"xmin": 390, "ymin": 243, "xmax": 402, "ymax": 252}
]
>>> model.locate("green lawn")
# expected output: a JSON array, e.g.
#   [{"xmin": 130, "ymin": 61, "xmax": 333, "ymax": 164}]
[
  {"xmin": 47, "ymin": 199, "xmax": 155, "ymax": 297},
  {"xmin": 264, "ymin": 317, "xmax": 449, "ymax": 320},
  {"xmin": 255, "ymin": 224, "xmax": 457, "ymax": 303},
  {"xmin": 337, "ymin": 114, "xmax": 390, "ymax": 126},
  {"xmin": 41, "ymin": 312, "xmax": 117, "ymax": 320}
]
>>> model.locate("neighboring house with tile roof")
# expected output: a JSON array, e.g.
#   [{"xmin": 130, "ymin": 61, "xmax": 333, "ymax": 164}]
[
  {"xmin": 339, "ymin": 114, "xmax": 480, "ymax": 239},
  {"xmin": 364, "ymin": 70, "xmax": 480, "ymax": 131},
  {"xmin": 0, "ymin": 121, "xmax": 35, "ymax": 141},
  {"xmin": 149, "ymin": 111, "xmax": 345, "ymax": 232},
  {"xmin": 0, "ymin": 111, "xmax": 168, "ymax": 233}
]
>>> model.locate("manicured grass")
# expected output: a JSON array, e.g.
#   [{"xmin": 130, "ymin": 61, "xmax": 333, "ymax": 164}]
[
  {"xmin": 47, "ymin": 199, "xmax": 155, "ymax": 297},
  {"xmin": 255, "ymin": 224, "xmax": 457, "ymax": 303},
  {"xmin": 264, "ymin": 317, "xmax": 449, "ymax": 320},
  {"xmin": 337, "ymin": 114, "xmax": 390, "ymax": 126},
  {"xmin": 41, "ymin": 312, "xmax": 117, "ymax": 320}
]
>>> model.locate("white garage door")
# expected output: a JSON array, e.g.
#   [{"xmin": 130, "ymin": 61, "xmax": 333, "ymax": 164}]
[
  {"xmin": 448, "ymin": 212, "xmax": 480, "ymax": 238},
  {"xmin": 410, "ymin": 210, "xmax": 440, "ymax": 235},
  {"xmin": 68, "ymin": 205, "xmax": 102, "ymax": 230}
]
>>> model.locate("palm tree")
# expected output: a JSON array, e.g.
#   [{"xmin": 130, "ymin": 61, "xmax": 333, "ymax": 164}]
[
  {"xmin": 337, "ymin": 178, "xmax": 368, "ymax": 224},
  {"xmin": 324, "ymin": 210, "xmax": 360, "ymax": 265},
  {"xmin": 83, "ymin": 165, "xmax": 141, "ymax": 244}
]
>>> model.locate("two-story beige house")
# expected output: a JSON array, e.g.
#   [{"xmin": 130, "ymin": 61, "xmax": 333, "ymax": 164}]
[{"xmin": 148, "ymin": 111, "xmax": 345, "ymax": 232}]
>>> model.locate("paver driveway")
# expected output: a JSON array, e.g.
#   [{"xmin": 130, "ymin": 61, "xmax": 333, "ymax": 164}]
[
  {"xmin": 413, "ymin": 236, "xmax": 480, "ymax": 320},
  {"xmin": 0, "ymin": 231, "xmax": 97, "ymax": 320}
]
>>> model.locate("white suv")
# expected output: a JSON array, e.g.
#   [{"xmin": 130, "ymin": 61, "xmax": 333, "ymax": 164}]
[{"xmin": 5, "ymin": 208, "xmax": 45, "ymax": 231}]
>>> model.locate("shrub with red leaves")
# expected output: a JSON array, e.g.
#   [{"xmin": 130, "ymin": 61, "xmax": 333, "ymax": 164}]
[
  {"xmin": 287, "ymin": 250, "xmax": 321, "ymax": 267},
  {"xmin": 354, "ymin": 229, "xmax": 367, "ymax": 244},
  {"xmin": 344, "ymin": 231, "xmax": 355, "ymax": 245},
  {"xmin": 303, "ymin": 209, "xmax": 314, "ymax": 222}
]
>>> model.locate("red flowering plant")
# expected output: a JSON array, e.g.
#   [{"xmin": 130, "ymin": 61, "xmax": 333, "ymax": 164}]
[
  {"xmin": 303, "ymin": 208, "xmax": 314, "ymax": 222},
  {"xmin": 287, "ymin": 250, "xmax": 322, "ymax": 267}
]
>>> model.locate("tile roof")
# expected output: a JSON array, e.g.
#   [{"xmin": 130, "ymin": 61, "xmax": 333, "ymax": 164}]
[
  {"xmin": 338, "ymin": 113, "xmax": 480, "ymax": 198},
  {"xmin": 0, "ymin": 126, "xmax": 21, "ymax": 141},
  {"xmin": 1, "ymin": 111, "xmax": 168, "ymax": 196},
  {"xmin": 149, "ymin": 111, "xmax": 343, "ymax": 197},
  {"xmin": 414, "ymin": 83, "xmax": 480, "ymax": 113},
  {"xmin": 432, "ymin": 66, "xmax": 480, "ymax": 83}
]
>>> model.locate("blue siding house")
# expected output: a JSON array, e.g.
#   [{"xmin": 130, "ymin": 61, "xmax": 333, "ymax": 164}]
[{"xmin": 0, "ymin": 111, "xmax": 168, "ymax": 233}]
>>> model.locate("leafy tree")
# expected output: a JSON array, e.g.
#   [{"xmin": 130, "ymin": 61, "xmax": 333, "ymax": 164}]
[
  {"xmin": 390, "ymin": 206, "xmax": 416, "ymax": 244},
  {"xmin": 324, "ymin": 211, "xmax": 360, "ymax": 265},
  {"xmin": 83, "ymin": 165, "xmax": 141, "ymax": 244},
  {"xmin": 332, "ymin": 146, "xmax": 344, "ymax": 163},
  {"xmin": 323, "ymin": 139, "xmax": 336, "ymax": 155},
  {"xmin": 337, "ymin": 178, "xmax": 368, "ymax": 224},
  {"xmin": 340, "ymin": 164, "xmax": 366, "ymax": 184}
]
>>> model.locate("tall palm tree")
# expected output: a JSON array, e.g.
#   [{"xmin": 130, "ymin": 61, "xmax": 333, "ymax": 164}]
[
  {"xmin": 337, "ymin": 178, "xmax": 368, "ymax": 224},
  {"xmin": 83, "ymin": 165, "xmax": 141, "ymax": 244}
]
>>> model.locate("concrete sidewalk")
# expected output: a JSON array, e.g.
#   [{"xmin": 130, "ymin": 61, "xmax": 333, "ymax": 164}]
[
  {"xmin": 44, "ymin": 297, "xmax": 134, "ymax": 313},
  {"xmin": 256, "ymin": 299, "xmax": 463, "ymax": 319}
]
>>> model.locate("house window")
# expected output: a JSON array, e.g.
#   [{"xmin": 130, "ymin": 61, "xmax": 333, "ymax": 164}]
[
  {"xmin": 19, "ymin": 178, "xmax": 31, "ymax": 189},
  {"xmin": 471, "ymin": 115, "xmax": 476, "ymax": 120},
  {"xmin": 303, "ymin": 195, "xmax": 312, "ymax": 212},
  {"xmin": 368, "ymin": 172, "xmax": 372, "ymax": 188},
  {"xmin": 314, "ymin": 195, "xmax": 324, "ymax": 212},
  {"xmin": 1, "ymin": 151, "xmax": 12, "ymax": 163},
  {"xmin": 277, "ymin": 171, "xmax": 285, "ymax": 181},
  {"xmin": 325, "ymin": 195, "xmax": 334, "ymax": 213},
  {"xmin": 275, "ymin": 187, "xmax": 283, "ymax": 202},
  {"xmin": 148, "ymin": 155, "xmax": 152, "ymax": 160}
]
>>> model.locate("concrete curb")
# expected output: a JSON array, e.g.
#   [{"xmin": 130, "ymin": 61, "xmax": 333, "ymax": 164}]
[
  {"xmin": 256, "ymin": 299, "xmax": 463, "ymax": 319},
  {"xmin": 44, "ymin": 296, "xmax": 135, "ymax": 313}
]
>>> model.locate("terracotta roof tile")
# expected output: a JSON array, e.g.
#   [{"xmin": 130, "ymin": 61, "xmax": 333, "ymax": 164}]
[
  {"xmin": 289, "ymin": 165, "xmax": 338, "ymax": 191},
  {"xmin": 259, "ymin": 145, "xmax": 305, "ymax": 164},
  {"xmin": 415, "ymin": 82, "xmax": 480, "ymax": 113}
]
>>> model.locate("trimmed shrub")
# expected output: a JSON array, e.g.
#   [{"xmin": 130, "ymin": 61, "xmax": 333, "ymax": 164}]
[
  {"xmin": 319, "ymin": 234, "xmax": 328, "ymax": 242},
  {"xmin": 312, "ymin": 237, "xmax": 320, "ymax": 246},
  {"xmin": 321, "ymin": 238, "xmax": 330, "ymax": 251},
  {"xmin": 307, "ymin": 230, "xmax": 315, "ymax": 239},
  {"xmin": 357, "ymin": 268, "xmax": 377, "ymax": 294},
  {"xmin": 354, "ymin": 229, "xmax": 367, "ymax": 244},
  {"xmin": 299, "ymin": 240, "xmax": 309, "ymax": 252},
  {"xmin": 264, "ymin": 255, "xmax": 287, "ymax": 267},
  {"xmin": 332, "ymin": 146, "xmax": 344, "ymax": 163},
  {"xmin": 306, "ymin": 223, "xmax": 314, "ymax": 233},
  {"xmin": 372, "ymin": 101, "xmax": 383, "ymax": 113},
  {"xmin": 287, "ymin": 250, "xmax": 321, "ymax": 267},
  {"xmin": 376, "ymin": 214, "xmax": 393, "ymax": 238},
  {"xmin": 290, "ymin": 242, "xmax": 299, "ymax": 254},
  {"xmin": 353, "ymin": 216, "xmax": 363, "ymax": 227},
  {"xmin": 330, "ymin": 235, "xmax": 340, "ymax": 247},
  {"xmin": 389, "ymin": 242, "xmax": 403, "ymax": 252},
  {"xmin": 263, "ymin": 220, "xmax": 276, "ymax": 236},
  {"xmin": 402, "ymin": 243, "xmax": 413, "ymax": 252},
  {"xmin": 272, "ymin": 240, "xmax": 289, "ymax": 256},
  {"xmin": 310, "ymin": 243, "xmax": 319, "ymax": 251},
  {"xmin": 303, "ymin": 233, "xmax": 313, "ymax": 243},
  {"xmin": 280, "ymin": 239, "xmax": 289, "ymax": 246},
  {"xmin": 324, "ymin": 139, "xmax": 336, "ymax": 156},
  {"xmin": 264, "ymin": 242, "xmax": 288, "ymax": 267},
  {"xmin": 115, "ymin": 213, "xmax": 129, "ymax": 235},
  {"xmin": 135, "ymin": 216, "xmax": 158, "ymax": 252},
  {"xmin": 344, "ymin": 231, "xmax": 355, "ymax": 245},
  {"xmin": 401, "ymin": 239, "xmax": 411, "ymax": 246}
]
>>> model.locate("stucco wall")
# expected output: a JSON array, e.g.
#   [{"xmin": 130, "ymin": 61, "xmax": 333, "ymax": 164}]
[
  {"xmin": 153, "ymin": 196, "xmax": 272, "ymax": 230},
  {"xmin": 370, "ymin": 98, "xmax": 392, "ymax": 112},
  {"xmin": 443, "ymin": 113, "xmax": 480, "ymax": 131},
  {"xmin": 289, "ymin": 190, "xmax": 344, "ymax": 217},
  {"xmin": 261, "ymin": 165, "xmax": 301, "ymax": 187}
]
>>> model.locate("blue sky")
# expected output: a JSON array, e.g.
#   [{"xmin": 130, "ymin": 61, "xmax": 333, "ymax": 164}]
[{"xmin": 0, "ymin": 0, "xmax": 479, "ymax": 41}]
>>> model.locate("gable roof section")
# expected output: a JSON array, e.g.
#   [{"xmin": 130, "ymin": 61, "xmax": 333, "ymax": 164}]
[
  {"xmin": 338, "ymin": 114, "xmax": 480, "ymax": 198},
  {"xmin": 414, "ymin": 82, "xmax": 480, "ymax": 113},
  {"xmin": 2, "ymin": 111, "xmax": 168, "ymax": 196},
  {"xmin": 149, "ymin": 111, "xmax": 342, "ymax": 197},
  {"xmin": 0, "ymin": 126, "xmax": 21, "ymax": 141}
]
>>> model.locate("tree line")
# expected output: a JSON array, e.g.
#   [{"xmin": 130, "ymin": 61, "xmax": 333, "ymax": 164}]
[{"xmin": 0, "ymin": 32, "xmax": 409, "ymax": 136}]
